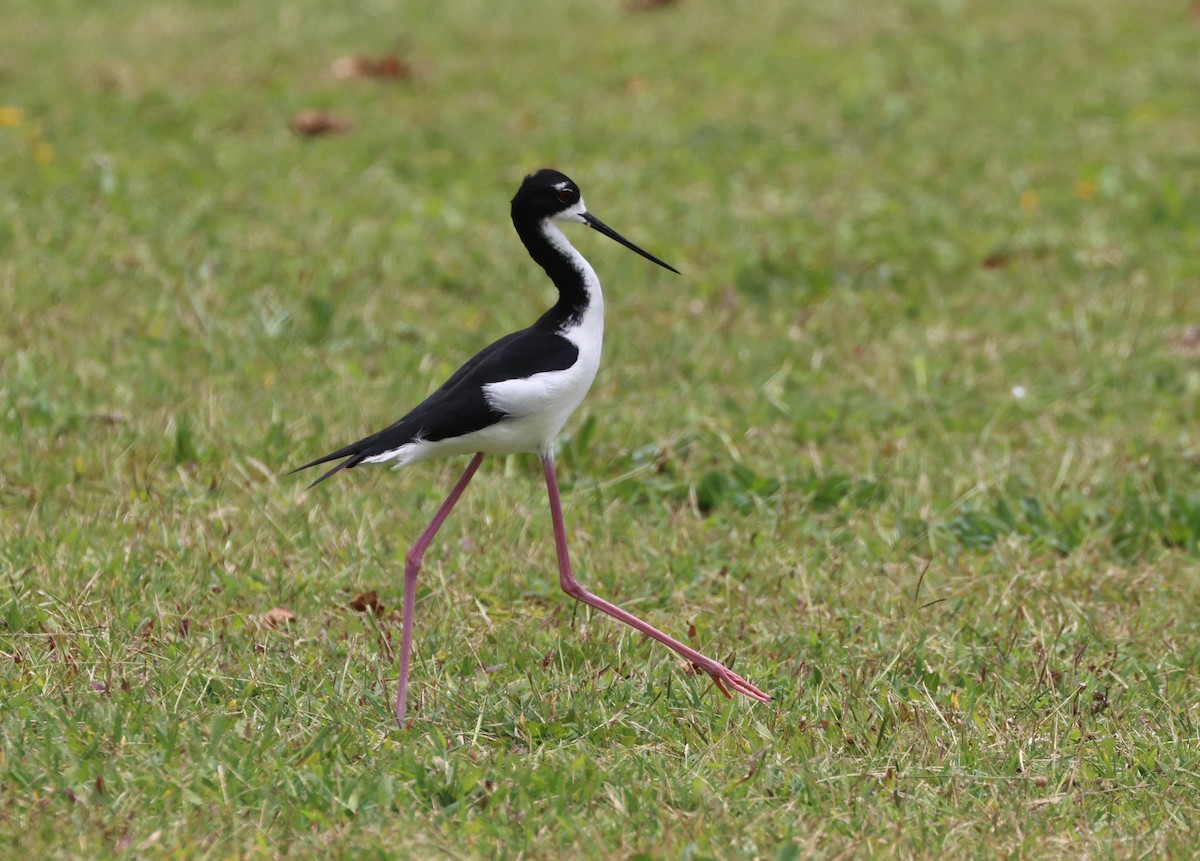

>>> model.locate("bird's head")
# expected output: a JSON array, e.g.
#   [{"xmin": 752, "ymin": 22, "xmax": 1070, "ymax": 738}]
[{"xmin": 511, "ymin": 168, "xmax": 679, "ymax": 274}]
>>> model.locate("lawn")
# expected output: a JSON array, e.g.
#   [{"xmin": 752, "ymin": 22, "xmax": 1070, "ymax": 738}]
[{"xmin": 3, "ymin": 0, "xmax": 1200, "ymax": 857}]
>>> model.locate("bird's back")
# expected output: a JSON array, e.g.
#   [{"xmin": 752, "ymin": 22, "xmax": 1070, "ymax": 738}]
[{"xmin": 292, "ymin": 318, "xmax": 589, "ymax": 484}]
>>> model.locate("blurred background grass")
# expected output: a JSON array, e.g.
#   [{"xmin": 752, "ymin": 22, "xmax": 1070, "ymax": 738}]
[{"xmin": 2, "ymin": 1, "xmax": 1200, "ymax": 858}]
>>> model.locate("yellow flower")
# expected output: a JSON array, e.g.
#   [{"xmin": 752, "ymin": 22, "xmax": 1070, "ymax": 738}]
[
  {"xmin": 1074, "ymin": 180, "xmax": 1096, "ymax": 201},
  {"xmin": 1019, "ymin": 189, "xmax": 1040, "ymax": 211},
  {"xmin": 35, "ymin": 142, "xmax": 55, "ymax": 165},
  {"xmin": 0, "ymin": 106, "xmax": 23, "ymax": 128}
]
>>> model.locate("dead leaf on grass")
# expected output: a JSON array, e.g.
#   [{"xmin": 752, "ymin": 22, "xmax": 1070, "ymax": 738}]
[
  {"xmin": 290, "ymin": 110, "xmax": 353, "ymax": 137},
  {"xmin": 348, "ymin": 590, "xmax": 385, "ymax": 615},
  {"xmin": 261, "ymin": 607, "xmax": 296, "ymax": 629},
  {"xmin": 627, "ymin": 0, "xmax": 680, "ymax": 10},
  {"xmin": 982, "ymin": 251, "xmax": 1011, "ymax": 270},
  {"xmin": 332, "ymin": 54, "xmax": 414, "ymax": 81}
]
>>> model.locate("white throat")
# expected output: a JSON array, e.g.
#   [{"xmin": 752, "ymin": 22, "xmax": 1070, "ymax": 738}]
[{"xmin": 540, "ymin": 217, "xmax": 605, "ymax": 326}]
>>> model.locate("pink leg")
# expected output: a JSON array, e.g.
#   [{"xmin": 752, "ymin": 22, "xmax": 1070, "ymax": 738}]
[
  {"xmin": 395, "ymin": 452, "xmax": 485, "ymax": 727},
  {"xmin": 541, "ymin": 454, "xmax": 770, "ymax": 703}
]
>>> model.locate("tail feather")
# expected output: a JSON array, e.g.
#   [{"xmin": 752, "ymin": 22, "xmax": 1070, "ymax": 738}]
[
  {"xmin": 301, "ymin": 453, "xmax": 368, "ymax": 488},
  {"xmin": 291, "ymin": 412, "xmax": 421, "ymax": 489},
  {"xmin": 289, "ymin": 440, "xmax": 373, "ymax": 489}
]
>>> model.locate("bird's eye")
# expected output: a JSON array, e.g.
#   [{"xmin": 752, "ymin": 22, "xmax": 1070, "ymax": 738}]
[{"xmin": 557, "ymin": 188, "xmax": 576, "ymax": 203}]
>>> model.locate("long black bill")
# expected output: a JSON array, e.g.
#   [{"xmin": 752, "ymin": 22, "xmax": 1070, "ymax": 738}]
[{"xmin": 582, "ymin": 212, "xmax": 680, "ymax": 274}]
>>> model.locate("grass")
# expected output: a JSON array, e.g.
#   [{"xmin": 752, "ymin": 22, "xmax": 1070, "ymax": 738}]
[{"xmin": 3, "ymin": 0, "xmax": 1200, "ymax": 856}]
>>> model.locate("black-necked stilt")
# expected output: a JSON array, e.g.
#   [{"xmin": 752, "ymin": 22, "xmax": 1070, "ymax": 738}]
[{"xmin": 292, "ymin": 169, "xmax": 770, "ymax": 725}]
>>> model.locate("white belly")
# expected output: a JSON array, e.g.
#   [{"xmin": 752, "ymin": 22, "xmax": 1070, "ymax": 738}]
[{"xmin": 379, "ymin": 301, "xmax": 603, "ymax": 468}]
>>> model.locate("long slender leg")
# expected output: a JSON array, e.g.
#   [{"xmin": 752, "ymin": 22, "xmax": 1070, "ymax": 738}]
[
  {"xmin": 541, "ymin": 453, "xmax": 770, "ymax": 703},
  {"xmin": 395, "ymin": 452, "xmax": 485, "ymax": 727}
]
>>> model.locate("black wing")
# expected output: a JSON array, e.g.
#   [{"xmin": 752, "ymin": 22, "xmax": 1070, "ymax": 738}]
[{"xmin": 291, "ymin": 327, "xmax": 579, "ymax": 488}]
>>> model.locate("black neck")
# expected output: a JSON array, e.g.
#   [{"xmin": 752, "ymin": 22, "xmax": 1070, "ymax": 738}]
[{"xmin": 513, "ymin": 215, "xmax": 591, "ymax": 329}]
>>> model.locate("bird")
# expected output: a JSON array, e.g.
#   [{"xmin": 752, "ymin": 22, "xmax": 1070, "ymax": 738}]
[{"xmin": 291, "ymin": 169, "xmax": 770, "ymax": 725}]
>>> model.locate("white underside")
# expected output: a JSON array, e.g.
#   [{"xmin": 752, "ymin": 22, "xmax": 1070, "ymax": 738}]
[{"xmin": 366, "ymin": 210, "xmax": 604, "ymax": 469}]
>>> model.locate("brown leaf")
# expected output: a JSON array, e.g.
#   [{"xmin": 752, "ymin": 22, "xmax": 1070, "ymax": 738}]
[
  {"xmin": 261, "ymin": 607, "xmax": 296, "ymax": 629},
  {"xmin": 370, "ymin": 56, "xmax": 413, "ymax": 80},
  {"xmin": 348, "ymin": 590, "xmax": 384, "ymax": 615},
  {"xmin": 627, "ymin": 0, "xmax": 679, "ymax": 9},
  {"xmin": 331, "ymin": 54, "xmax": 413, "ymax": 81},
  {"xmin": 290, "ymin": 110, "xmax": 353, "ymax": 137},
  {"xmin": 687, "ymin": 622, "xmax": 697, "ymax": 640}
]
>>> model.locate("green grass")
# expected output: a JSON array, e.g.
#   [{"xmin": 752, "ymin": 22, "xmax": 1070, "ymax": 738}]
[{"xmin": 3, "ymin": 0, "xmax": 1200, "ymax": 857}]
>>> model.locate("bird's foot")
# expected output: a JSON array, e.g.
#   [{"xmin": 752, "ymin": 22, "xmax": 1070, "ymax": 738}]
[{"xmin": 692, "ymin": 659, "xmax": 771, "ymax": 703}]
